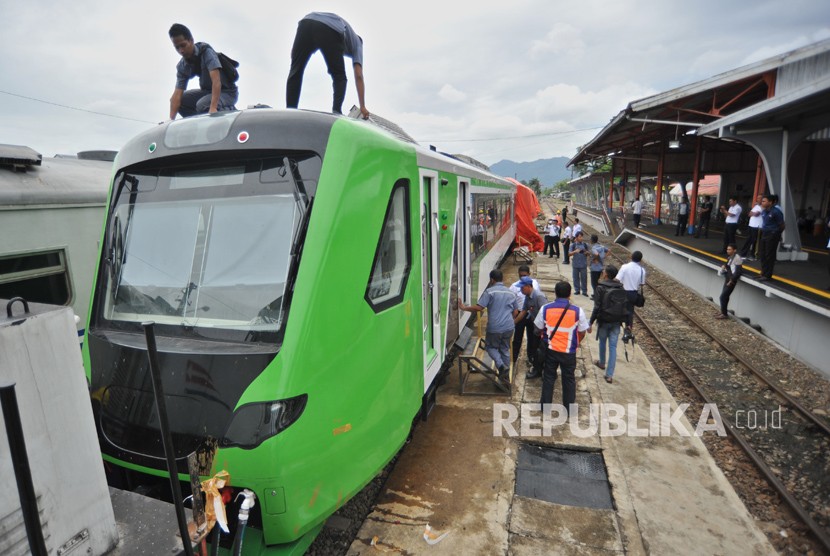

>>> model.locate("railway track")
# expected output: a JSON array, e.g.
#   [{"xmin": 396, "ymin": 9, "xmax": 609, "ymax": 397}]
[{"xmin": 599, "ymin": 234, "xmax": 830, "ymax": 553}]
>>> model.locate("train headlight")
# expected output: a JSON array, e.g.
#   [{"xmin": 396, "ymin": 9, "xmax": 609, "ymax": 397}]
[{"xmin": 222, "ymin": 394, "xmax": 307, "ymax": 449}]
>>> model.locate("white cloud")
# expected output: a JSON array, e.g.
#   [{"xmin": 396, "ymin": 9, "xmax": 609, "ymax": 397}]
[
  {"xmin": 438, "ymin": 84, "xmax": 467, "ymax": 103},
  {"xmin": 530, "ymin": 23, "xmax": 585, "ymax": 58},
  {"xmin": 1, "ymin": 0, "xmax": 828, "ymax": 163}
]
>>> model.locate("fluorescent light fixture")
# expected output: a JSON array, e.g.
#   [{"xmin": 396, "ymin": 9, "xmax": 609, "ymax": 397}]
[{"xmin": 669, "ymin": 140, "xmax": 681, "ymax": 149}]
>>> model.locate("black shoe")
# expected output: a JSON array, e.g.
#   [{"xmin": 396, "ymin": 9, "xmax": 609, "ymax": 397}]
[{"xmin": 525, "ymin": 368, "xmax": 542, "ymax": 379}]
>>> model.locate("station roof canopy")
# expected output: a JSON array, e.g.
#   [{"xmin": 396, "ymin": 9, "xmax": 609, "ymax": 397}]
[{"xmin": 568, "ymin": 39, "xmax": 830, "ymax": 168}]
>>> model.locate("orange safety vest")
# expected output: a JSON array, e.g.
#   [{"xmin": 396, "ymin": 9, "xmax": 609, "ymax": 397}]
[{"xmin": 541, "ymin": 302, "xmax": 581, "ymax": 354}]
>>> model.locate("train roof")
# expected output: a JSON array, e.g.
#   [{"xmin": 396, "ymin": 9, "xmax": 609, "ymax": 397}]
[
  {"xmin": 114, "ymin": 109, "xmax": 512, "ymax": 189},
  {"xmin": 0, "ymin": 145, "xmax": 112, "ymax": 207}
]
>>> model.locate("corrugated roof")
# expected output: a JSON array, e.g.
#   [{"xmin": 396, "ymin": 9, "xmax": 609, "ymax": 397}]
[{"xmin": 569, "ymin": 38, "xmax": 830, "ymax": 168}]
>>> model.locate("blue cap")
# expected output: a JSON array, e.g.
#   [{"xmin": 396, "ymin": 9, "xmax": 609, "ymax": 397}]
[{"xmin": 519, "ymin": 276, "xmax": 534, "ymax": 287}]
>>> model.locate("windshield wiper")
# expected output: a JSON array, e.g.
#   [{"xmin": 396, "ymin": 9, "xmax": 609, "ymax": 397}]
[{"xmin": 282, "ymin": 156, "xmax": 308, "ymax": 214}]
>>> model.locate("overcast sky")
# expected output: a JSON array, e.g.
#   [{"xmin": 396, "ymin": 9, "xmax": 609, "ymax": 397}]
[{"xmin": 2, "ymin": 0, "xmax": 829, "ymax": 165}]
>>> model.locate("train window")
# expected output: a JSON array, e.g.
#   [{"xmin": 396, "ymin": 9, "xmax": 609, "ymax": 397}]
[
  {"xmin": 366, "ymin": 180, "xmax": 411, "ymax": 312},
  {"xmin": 0, "ymin": 249, "xmax": 71, "ymax": 307}
]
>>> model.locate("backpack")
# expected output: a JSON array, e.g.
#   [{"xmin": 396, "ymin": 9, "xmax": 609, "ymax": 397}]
[
  {"xmin": 194, "ymin": 42, "xmax": 240, "ymax": 83},
  {"xmin": 598, "ymin": 284, "xmax": 628, "ymax": 323}
]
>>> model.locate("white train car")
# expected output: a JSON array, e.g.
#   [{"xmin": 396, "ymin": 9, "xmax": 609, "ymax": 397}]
[{"xmin": 0, "ymin": 145, "xmax": 112, "ymax": 341}]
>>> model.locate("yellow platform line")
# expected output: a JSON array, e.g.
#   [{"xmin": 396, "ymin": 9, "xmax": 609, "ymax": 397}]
[{"xmin": 635, "ymin": 229, "xmax": 830, "ymax": 300}]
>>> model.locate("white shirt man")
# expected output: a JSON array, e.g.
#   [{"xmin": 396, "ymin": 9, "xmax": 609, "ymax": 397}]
[
  {"xmin": 572, "ymin": 221, "xmax": 582, "ymax": 238},
  {"xmin": 616, "ymin": 251, "xmax": 646, "ymax": 334},
  {"xmin": 545, "ymin": 221, "xmax": 558, "ymax": 237},
  {"xmin": 631, "ymin": 199, "xmax": 643, "ymax": 214},
  {"xmin": 724, "ymin": 200, "xmax": 742, "ymax": 224}
]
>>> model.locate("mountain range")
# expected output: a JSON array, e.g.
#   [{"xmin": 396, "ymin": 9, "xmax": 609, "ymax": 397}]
[{"xmin": 489, "ymin": 157, "xmax": 573, "ymax": 186}]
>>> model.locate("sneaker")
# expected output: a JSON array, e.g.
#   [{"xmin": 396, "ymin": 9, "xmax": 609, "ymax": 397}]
[
  {"xmin": 605, "ymin": 376, "xmax": 613, "ymax": 384},
  {"xmin": 582, "ymin": 293, "xmax": 589, "ymax": 297},
  {"xmin": 715, "ymin": 314, "xmax": 728, "ymax": 320}
]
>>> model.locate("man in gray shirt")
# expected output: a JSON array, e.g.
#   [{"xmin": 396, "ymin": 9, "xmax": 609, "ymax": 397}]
[
  {"xmin": 168, "ymin": 23, "xmax": 238, "ymax": 119},
  {"xmin": 459, "ymin": 269, "xmax": 519, "ymax": 383},
  {"xmin": 286, "ymin": 12, "xmax": 369, "ymax": 118}
]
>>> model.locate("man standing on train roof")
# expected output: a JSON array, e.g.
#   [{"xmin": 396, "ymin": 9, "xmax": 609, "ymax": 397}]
[
  {"xmin": 459, "ymin": 269, "xmax": 519, "ymax": 385},
  {"xmin": 168, "ymin": 23, "xmax": 238, "ymax": 119},
  {"xmin": 286, "ymin": 12, "xmax": 370, "ymax": 118}
]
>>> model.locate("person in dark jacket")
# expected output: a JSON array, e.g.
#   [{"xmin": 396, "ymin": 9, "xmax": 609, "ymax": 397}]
[
  {"xmin": 514, "ymin": 277, "xmax": 548, "ymax": 379},
  {"xmin": 286, "ymin": 12, "xmax": 369, "ymax": 117},
  {"xmin": 716, "ymin": 244, "xmax": 743, "ymax": 319},
  {"xmin": 589, "ymin": 265, "xmax": 625, "ymax": 383}
]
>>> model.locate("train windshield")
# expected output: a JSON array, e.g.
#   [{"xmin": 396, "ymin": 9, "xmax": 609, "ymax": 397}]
[{"xmin": 99, "ymin": 156, "xmax": 318, "ymax": 341}]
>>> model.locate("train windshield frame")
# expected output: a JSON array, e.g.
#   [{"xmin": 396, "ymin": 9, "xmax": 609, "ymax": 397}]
[{"xmin": 93, "ymin": 154, "xmax": 319, "ymax": 344}]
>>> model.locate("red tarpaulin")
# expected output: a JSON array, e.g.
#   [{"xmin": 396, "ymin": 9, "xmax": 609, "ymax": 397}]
[{"xmin": 508, "ymin": 178, "xmax": 544, "ymax": 252}]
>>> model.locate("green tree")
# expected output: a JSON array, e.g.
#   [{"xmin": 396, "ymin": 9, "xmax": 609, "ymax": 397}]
[
  {"xmin": 526, "ymin": 177, "xmax": 542, "ymax": 196},
  {"xmin": 573, "ymin": 147, "xmax": 612, "ymax": 176}
]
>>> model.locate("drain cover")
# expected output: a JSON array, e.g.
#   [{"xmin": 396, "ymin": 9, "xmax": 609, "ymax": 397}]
[{"xmin": 515, "ymin": 444, "xmax": 614, "ymax": 509}]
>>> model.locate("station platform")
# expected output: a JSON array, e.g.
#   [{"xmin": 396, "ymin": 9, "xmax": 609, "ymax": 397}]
[
  {"xmin": 567, "ymin": 205, "xmax": 830, "ymax": 376},
  {"xmin": 345, "ymin": 248, "xmax": 775, "ymax": 555},
  {"xmin": 622, "ymin": 217, "xmax": 830, "ymax": 306}
]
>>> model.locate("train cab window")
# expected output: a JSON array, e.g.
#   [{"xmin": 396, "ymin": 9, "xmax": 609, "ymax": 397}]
[
  {"xmin": 0, "ymin": 249, "xmax": 71, "ymax": 306},
  {"xmin": 366, "ymin": 180, "xmax": 410, "ymax": 312}
]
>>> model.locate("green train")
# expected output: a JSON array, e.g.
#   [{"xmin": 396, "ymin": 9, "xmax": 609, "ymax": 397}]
[{"xmin": 82, "ymin": 109, "xmax": 516, "ymax": 553}]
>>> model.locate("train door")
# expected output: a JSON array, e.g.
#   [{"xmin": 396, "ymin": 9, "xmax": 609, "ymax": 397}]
[
  {"xmin": 458, "ymin": 180, "xmax": 471, "ymax": 329},
  {"xmin": 420, "ymin": 170, "xmax": 442, "ymax": 389}
]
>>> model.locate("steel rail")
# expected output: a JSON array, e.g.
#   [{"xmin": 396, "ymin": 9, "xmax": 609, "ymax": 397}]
[
  {"xmin": 634, "ymin": 309, "xmax": 830, "ymax": 553},
  {"xmin": 602, "ymin": 247, "xmax": 830, "ymax": 438},
  {"xmin": 641, "ymin": 274, "xmax": 830, "ymax": 437}
]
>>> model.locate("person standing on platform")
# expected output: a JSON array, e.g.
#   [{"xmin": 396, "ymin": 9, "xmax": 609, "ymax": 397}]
[
  {"xmin": 543, "ymin": 219, "xmax": 555, "ymax": 256},
  {"xmin": 741, "ymin": 195, "xmax": 763, "ymax": 261},
  {"xmin": 509, "ymin": 266, "xmax": 540, "ymax": 366},
  {"xmin": 459, "ymin": 270, "xmax": 519, "ymax": 383},
  {"xmin": 631, "ymin": 196, "xmax": 643, "ymax": 228},
  {"xmin": 589, "ymin": 265, "xmax": 626, "ymax": 383},
  {"xmin": 286, "ymin": 12, "xmax": 369, "ymax": 118},
  {"xmin": 569, "ymin": 231, "xmax": 589, "ymax": 297},
  {"xmin": 589, "ymin": 234, "xmax": 608, "ymax": 298},
  {"xmin": 534, "ymin": 281, "xmax": 590, "ymax": 415},
  {"xmin": 695, "ymin": 196, "xmax": 713, "ymax": 238},
  {"xmin": 515, "ymin": 277, "xmax": 548, "ymax": 379},
  {"xmin": 616, "ymin": 250, "xmax": 646, "ymax": 341},
  {"xmin": 716, "ymin": 244, "xmax": 743, "ymax": 319},
  {"xmin": 675, "ymin": 195, "xmax": 689, "ymax": 236},
  {"xmin": 572, "ymin": 218, "xmax": 583, "ymax": 239},
  {"xmin": 757, "ymin": 194, "xmax": 785, "ymax": 282},
  {"xmin": 168, "ymin": 24, "xmax": 239, "ymax": 119},
  {"xmin": 561, "ymin": 222, "xmax": 573, "ymax": 265},
  {"xmin": 720, "ymin": 196, "xmax": 742, "ymax": 254},
  {"xmin": 548, "ymin": 218, "xmax": 561, "ymax": 258}
]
